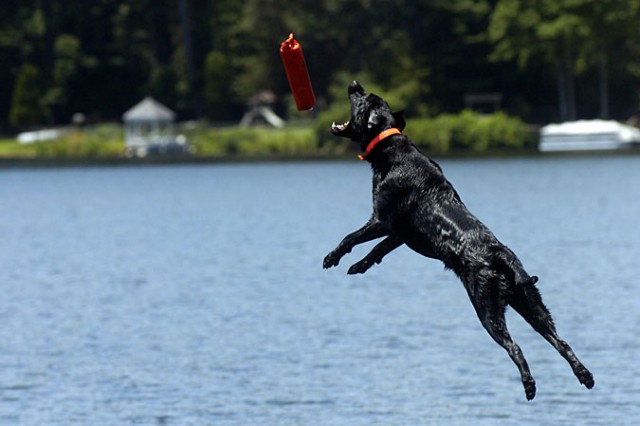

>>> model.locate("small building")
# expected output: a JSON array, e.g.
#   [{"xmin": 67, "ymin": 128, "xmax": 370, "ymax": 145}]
[
  {"xmin": 464, "ymin": 92, "xmax": 503, "ymax": 114},
  {"xmin": 239, "ymin": 90, "xmax": 285, "ymax": 128},
  {"xmin": 122, "ymin": 97, "xmax": 186, "ymax": 157}
]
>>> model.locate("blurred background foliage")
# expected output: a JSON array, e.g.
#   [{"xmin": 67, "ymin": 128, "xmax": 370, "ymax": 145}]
[{"xmin": 1, "ymin": 0, "xmax": 639, "ymax": 133}]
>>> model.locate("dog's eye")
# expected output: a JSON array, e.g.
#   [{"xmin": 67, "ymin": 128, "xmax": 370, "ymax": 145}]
[{"xmin": 367, "ymin": 111, "xmax": 379, "ymax": 129}]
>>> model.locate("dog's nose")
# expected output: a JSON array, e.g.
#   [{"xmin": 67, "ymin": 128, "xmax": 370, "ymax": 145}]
[{"xmin": 348, "ymin": 80, "xmax": 365, "ymax": 95}]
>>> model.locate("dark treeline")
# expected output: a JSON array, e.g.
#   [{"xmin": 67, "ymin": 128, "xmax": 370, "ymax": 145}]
[{"xmin": 2, "ymin": 0, "xmax": 639, "ymax": 131}]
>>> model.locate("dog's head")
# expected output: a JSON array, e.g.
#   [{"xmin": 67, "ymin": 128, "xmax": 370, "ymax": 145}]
[{"xmin": 330, "ymin": 81, "xmax": 406, "ymax": 153}]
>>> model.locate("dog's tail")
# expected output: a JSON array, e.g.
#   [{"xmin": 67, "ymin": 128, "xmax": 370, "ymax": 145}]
[
  {"xmin": 520, "ymin": 275, "xmax": 539, "ymax": 286},
  {"xmin": 490, "ymin": 245, "xmax": 538, "ymax": 286}
]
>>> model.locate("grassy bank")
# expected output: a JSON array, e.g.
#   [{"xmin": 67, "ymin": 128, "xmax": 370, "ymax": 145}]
[
  {"xmin": 186, "ymin": 124, "xmax": 322, "ymax": 157},
  {"xmin": 0, "ymin": 124, "xmax": 123, "ymax": 159},
  {"xmin": 0, "ymin": 111, "xmax": 537, "ymax": 162}
]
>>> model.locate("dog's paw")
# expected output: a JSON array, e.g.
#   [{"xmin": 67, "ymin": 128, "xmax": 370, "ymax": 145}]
[
  {"xmin": 577, "ymin": 367, "xmax": 594, "ymax": 389},
  {"xmin": 323, "ymin": 252, "xmax": 341, "ymax": 269},
  {"xmin": 524, "ymin": 378, "xmax": 537, "ymax": 401},
  {"xmin": 347, "ymin": 259, "xmax": 372, "ymax": 275}
]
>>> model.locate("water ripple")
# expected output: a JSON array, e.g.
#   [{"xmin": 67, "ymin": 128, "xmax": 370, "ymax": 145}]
[{"xmin": 0, "ymin": 159, "xmax": 639, "ymax": 425}]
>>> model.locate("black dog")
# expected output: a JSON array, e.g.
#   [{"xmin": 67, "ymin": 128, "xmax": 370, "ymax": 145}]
[{"xmin": 323, "ymin": 81, "xmax": 594, "ymax": 400}]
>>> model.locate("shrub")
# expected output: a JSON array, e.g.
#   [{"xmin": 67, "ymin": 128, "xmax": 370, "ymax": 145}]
[
  {"xmin": 407, "ymin": 110, "xmax": 530, "ymax": 153},
  {"xmin": 405, "ymin": 116, "xmax": 453, "ymax": 153},
  {"xmin": 191, "ymin": 126, "xmax": 317, "ymax": 156},
  {"xmin": 32, "ymin": 124, "xmax": 123, "ymax": 158}
]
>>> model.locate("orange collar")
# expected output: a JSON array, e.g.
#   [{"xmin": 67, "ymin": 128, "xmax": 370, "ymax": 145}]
[{"xmin": 358, "ymin": 128, "xmax": 402, "ymax": 160}]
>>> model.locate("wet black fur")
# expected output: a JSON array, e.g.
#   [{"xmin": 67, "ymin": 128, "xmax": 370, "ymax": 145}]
[{"xmin": 323, "ymin": 81, "xmax": 594, "ymax": 400}]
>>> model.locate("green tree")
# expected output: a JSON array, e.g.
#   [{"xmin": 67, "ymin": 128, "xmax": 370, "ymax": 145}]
[
  {"xmin": 41, "ymin": 34, "xmax": 85, "ymax": 121},
  {"xmin": 204, "ymin": 50, "xmax": 235, "ymax": 120},
  {"xmin": 201, "ymin": 0, "xmax": 244, "ymax": 120},
  {"xmin": 489, "ymin": 0, "xmax": 640, "ymax": 120},
  {"xmin": 1, "ymin": 0, "xmax": 639, "ymax": 127},
  {"xmin": 572, "ymin": 0, "xmax": 640, "ymax": 118},
  {"xmin": 230, "ymin": 0, "xmax": 288, "ymax": 100},
  {"xmin": 489, "ymin": 0, "xmax": 581, "ymax": 120},
  {"xmin": 9, "ymin": 63, "xmax": 47, "ymax": 127}
]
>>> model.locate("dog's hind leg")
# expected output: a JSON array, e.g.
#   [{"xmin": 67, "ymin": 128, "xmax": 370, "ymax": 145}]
[
  {"xmin": 347, "ymin": 235, "xmax": 403, "ymax": 275},
  {"xmin": 465, "ymin": 276, "xmax": 537, "ymax": 400},
  {"xmin": 476, "ymin": 304, "xmax": 537, "ymax": 400},
  {"xmin": 510, "ymin": 284, "xmax": 595, "ymax": 391}
]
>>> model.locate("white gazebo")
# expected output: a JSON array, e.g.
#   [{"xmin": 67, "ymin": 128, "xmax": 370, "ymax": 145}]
[{"xmin": 122, "ymin": 97, "xmax": 178, "ymax": 156}]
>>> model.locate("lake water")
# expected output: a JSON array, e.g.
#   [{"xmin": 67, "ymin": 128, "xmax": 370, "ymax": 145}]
[{"xmin": 1, "ymin": 156, "xmax": 639, "ymax": 425}]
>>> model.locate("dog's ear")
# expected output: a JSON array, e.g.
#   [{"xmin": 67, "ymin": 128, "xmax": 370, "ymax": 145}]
[{"xmin": 392, "ymin": 110, "xmax": 406, "ymax": 131}]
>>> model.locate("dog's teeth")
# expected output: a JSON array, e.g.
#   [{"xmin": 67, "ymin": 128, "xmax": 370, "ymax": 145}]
[{"xmin": 332, "ymin": 121, "xmax": 349, "ymax": 132}]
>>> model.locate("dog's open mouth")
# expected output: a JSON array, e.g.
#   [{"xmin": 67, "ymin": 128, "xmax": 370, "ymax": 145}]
[{"xmin": 331, "ymin": 120, "xmax": 350, "ymax": 135}]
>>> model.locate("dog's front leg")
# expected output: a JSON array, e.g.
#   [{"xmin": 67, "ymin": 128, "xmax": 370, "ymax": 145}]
[
  {"xmin": 347, "ymin": 235, "xmax": 403, "ymax": 275},
  {"xmin": 323, "ymin": 217, "xmax": 388, "ymax": 269}
]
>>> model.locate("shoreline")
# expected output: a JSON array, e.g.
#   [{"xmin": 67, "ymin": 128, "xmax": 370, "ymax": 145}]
[{"xmin": 1, "ymin": 148, "xmax": 638, "ymax": 169}]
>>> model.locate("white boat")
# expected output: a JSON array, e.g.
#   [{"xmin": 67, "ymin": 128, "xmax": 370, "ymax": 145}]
[
  {"xmin": 539, "ymin": 120, "xmax": 640, "ymax": 152},
  {"xmin": 17, "ymin": 128, "xmax": 64, "ymax": 144}
]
